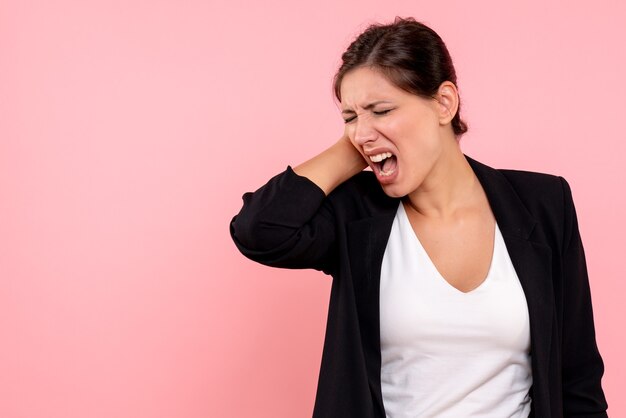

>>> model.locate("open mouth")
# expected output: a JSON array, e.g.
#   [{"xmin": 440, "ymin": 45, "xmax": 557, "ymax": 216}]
[{"xmin": 369, "ymin": 151, "xmax": 398, "ymax": 177}]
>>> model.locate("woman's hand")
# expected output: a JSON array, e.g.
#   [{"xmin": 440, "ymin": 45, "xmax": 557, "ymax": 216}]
[
  {"xmin": 293, "ymin": 131, "xmax": 368, "ymax": 196},
  {"xmin": 337, "ymin": 126, "xmax": 369, "ymax": 168}
]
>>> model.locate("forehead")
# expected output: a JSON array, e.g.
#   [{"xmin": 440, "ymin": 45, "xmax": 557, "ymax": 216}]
[{"xmin": 340, "ymin": 67, "xmax": 406, "ymax": 109}]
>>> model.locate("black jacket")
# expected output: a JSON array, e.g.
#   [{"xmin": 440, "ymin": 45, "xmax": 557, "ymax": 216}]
[{"xmin": 230, "ymin": 154, "xmax": 608, "ymax": 417}]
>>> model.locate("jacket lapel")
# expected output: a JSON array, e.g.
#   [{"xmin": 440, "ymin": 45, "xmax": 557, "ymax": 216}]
[
  {"xmin": 466, "ymin": 155, "xmax": 554, "ymax": 414},
  {"xmin": 349, "ymin": 154, "xmax": 555, "ymax": 417}
]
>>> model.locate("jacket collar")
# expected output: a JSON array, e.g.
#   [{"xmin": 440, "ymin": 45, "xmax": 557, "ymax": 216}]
[{"xmin": 464, "ymin": 154, "xmax": 537, "ymax": 239}]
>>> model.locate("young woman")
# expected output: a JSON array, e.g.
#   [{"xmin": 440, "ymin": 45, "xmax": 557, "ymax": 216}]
[{"xmin": 230, "ymin": 17, "xmax": 608, "ymax": 418}]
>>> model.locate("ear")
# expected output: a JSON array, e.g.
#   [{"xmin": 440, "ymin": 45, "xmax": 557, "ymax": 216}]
[{"xmin": 434, "ymin": 81, "xmax": 459, "ymax": 125}]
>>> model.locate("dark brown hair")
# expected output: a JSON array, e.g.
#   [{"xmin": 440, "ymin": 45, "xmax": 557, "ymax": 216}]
[{"xmin": 333, "ymin": 16, "xmax": 468, "ymax": 138}]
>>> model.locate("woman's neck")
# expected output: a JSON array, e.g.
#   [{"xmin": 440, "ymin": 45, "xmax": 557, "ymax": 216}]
[{"xmin": 403, "ymin": 145, "xmax": 480, "ymax": 220}]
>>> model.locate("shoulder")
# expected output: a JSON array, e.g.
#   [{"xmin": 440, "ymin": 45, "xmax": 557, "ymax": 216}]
[
  {"xmin": 497, "ymin": 166, "xmax": 575, "ymax": 209},
  {"xmin": 498, "ymin": 167, "xmax": 564, "ymax": 198},
  {"xmin": 494, "ymin": 165, "xmax": 579, "ymax": 252},
  {"xmin": 499, "ymin": 167, "xmax": 573, "ymax": 217}
]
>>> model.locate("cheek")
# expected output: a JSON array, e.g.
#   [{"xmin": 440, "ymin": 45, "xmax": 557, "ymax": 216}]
[
  {"xmin": 346, "ymin": 130, "xmax": 368, "ymax": 157},
  {"xmin": 347, "ymin": 129, "xmax": 360, "ymax": 148},
  {"xmin": 404, "ymin": 115, "xmax": 439, "ymax": 143},
  {"xmin": 389, "ymin": 119, "xmax": 426, "ymax": 150},
  {"xmin": 394, "ymin": 124, "xmax": 441, "ymax": 169},
  {"xmin": 389, "ymin": 111, "xmax": 426, "ymax": 137},
  {"xmin": 343, "ymin": 125, "xmax": 355, "ymax": 142}
]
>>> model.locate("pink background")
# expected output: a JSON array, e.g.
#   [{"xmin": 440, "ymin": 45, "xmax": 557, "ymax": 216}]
[{"xmin": 1, "ymin": 1, "xmax": 624, "ymax": 417}]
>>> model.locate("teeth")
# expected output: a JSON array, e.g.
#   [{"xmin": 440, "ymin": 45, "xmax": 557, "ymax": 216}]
[{"xmin": 369, "ymin": 152, "xmax": 393, "ymax": 163}]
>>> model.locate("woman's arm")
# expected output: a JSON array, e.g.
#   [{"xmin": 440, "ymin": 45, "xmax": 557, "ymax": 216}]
[
  {"xmin": 293, "ymin": 132, "xmax": 368, "ymax": 196},
  {"xmin": 558, "ymin": 176, "xmax": 609, "ymax": 416},
  {"xmin": 229, "ymin": 133, "xmax": 367, "ymax": 273}
]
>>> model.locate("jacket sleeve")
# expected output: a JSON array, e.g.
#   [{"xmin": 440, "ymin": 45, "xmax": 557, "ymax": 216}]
[
  {"xmin": 558, "ymin": 176, "xmax": 609, "ymax": 417},
  {"xmin": 229, "ymin": 166, "xmax": 338, "ymax": 275}
]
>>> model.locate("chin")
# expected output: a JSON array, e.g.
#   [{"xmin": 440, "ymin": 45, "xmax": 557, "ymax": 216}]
[{"xmin": 380, "ymin": 183, "xmax": 408, "ymax": 199}]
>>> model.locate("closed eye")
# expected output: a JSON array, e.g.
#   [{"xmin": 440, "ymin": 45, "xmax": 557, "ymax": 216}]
[{"xmin": 343, "ymin": 109, "xmax": 393, "ymax": 124}]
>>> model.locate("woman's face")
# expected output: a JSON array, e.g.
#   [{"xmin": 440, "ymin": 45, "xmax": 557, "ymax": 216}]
[{"xmin": 340, "ymin": 66, "xmax": 448, "ymax": 198}]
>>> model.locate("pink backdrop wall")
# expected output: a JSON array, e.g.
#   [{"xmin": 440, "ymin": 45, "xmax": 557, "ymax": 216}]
[{"xmin": 1, "ymin": 1, "xmax": 624, "ymax": 417}]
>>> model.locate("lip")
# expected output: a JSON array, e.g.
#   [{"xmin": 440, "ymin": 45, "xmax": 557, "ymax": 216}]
[
  {"xmin": 363, "ymin": 147, "xmax": 396, "ymax": 158},
  {"xmin": 362, "ymin": 147, "xmax": 399, "ymax": 185}
]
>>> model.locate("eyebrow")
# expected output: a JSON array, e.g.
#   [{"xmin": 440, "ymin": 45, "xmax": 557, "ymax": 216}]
[{"xmin": 341, "ymin": 100, "xmax": 392, "ymax": 115}]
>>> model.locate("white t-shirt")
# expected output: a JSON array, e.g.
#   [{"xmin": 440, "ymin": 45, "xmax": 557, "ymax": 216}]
[{"xmin": 379, "ymin": 202, "xmax": 532, "ymax": 418}]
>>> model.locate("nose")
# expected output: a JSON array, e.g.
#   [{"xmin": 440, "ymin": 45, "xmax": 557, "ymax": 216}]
[{"xmin": 352, "ymin": 115, "xmax": 378, "ymax": 146}]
